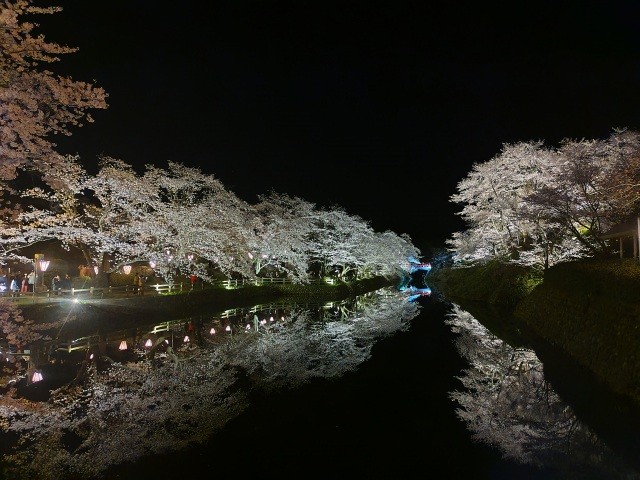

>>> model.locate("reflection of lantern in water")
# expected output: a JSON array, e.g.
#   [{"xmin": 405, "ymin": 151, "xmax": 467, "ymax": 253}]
[
  {"xmin": 119, "ymin": 340, "xmax": 128, "ymax": 350},
  {"xmin": 32, "ymin": 371, "xmax": 43, "ymax": 382},
  {"xmin": 145, "ymin": 338, "xmax": 153, "ymax": 347}
]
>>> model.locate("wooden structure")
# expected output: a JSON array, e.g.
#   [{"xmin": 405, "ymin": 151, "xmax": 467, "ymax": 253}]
[{"xmin": 600, "ymin": 215, "xmax": 640, "ymax": 258}]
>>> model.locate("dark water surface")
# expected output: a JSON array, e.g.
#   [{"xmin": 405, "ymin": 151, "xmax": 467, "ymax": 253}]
[
  {"xmin": 6, "ymin": 287, "xmax": 640, "ymax": 479},
  {"xmin": 105, "ymin": 296, "xmax": 595, "ymax": 480}
]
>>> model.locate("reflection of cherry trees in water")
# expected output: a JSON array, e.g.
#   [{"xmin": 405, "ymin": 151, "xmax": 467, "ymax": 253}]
[
  {"xmin": 0, "ymin": 289, "xmax": 419, "ymax": 480},
  {"xmin": 446, "ymin": 305, "xmax": 639, "ymax": 479}
]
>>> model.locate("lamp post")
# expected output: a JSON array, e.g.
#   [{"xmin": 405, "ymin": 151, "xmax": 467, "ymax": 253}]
[{"xmin": 38, "ymin": 259, "xmax": 50, "ymax": 288}]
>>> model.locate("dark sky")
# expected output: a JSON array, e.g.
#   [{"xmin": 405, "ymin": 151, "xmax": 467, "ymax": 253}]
[{"xmin": 38, "ymin": 0, "xmax": 640, "ymax": 253}]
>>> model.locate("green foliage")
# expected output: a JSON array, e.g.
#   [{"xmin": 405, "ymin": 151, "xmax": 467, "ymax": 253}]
[
  {"xmin": 429, "ymin": 260, "xmax": 542, "ymax": 309},
  {"xmin": 514, "ymin": 258, "xmax": 640, "ymax": 403},
  {"xmin": 431, "ymin": 256, "xmax": 640, "ymax": 404}
]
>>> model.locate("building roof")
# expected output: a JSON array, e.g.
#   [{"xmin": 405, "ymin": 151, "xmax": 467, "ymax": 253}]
[{"xmin": 600, "ymin": 215, "xmax": 640, "ymax": 239}]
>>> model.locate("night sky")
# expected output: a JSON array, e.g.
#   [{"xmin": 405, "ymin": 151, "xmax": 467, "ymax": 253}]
[{"xmin": 38, "ymin": 0, "xmax": 640, "ymax": 253}]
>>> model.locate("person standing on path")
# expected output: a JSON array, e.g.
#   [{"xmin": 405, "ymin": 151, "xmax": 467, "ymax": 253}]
[
  {"xmin": 10, "ymin": 276, "xmax": 19, "ymax": 297},
  {"xmin": 137, "ymin": 274, "xmax": 144, "ymax": 296},
  {"xmin": 27, "ymin": 271, "xmax": 35, "ymax": 292},
  {"xmin": 133, "ymin": 273, "xmax": 139, "ymax": 295}
]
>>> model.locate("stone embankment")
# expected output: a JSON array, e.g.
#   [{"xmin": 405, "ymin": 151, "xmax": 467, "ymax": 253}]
[{"xmin": 429, "ymin": 259, "xmax": 640, "ymax": 406}]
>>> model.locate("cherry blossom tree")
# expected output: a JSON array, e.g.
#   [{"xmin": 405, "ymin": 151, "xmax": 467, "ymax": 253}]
[
  {"xmin": 359, "ymin": 230, "xmax": 420, "ymax": 278},
  {"xmin": 136, "ymin": 161, "xmax": 259, "ymax": 281},
  {"xmin": 0, "ymin": 0, "xmax": 107, "ymax": 180},
  {"xmin": 447, "ymin": 133, "xmax": 640, "ymax": 268},
  {"xmin": 251, "ymin": 192, "xmax": 315, "ymax": 282},
  {"xmin": 601, "ymin": 129, "xmax": 640, "ymax": 217},
  {"xmin": 448, "ymin": 141, "xmax": 578, "ymax": 268},
  {"xmin": 307, "ymin": 207, "xmax": 376, "ymax": 279}
]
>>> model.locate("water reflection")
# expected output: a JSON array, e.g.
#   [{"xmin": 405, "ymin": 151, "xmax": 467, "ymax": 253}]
[
  {"xmin": 445, "ymin": 304, "xmax": 640, "ymax": 479},
  {"xmin": 1, "ymin": 288, "xmax": 419, "ymax": 480}
]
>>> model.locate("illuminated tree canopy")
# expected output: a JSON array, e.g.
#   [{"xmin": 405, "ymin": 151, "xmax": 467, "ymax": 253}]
[
  {"xmin": 0, "ymin": 0, "xmax": 107, "ymax": 180},
  {"xmin": 448, "ymin": 129, "xmax": 640, "ymax": 268}
]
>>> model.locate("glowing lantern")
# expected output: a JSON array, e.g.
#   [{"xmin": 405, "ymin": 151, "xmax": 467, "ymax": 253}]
[
  {"xmin": 32, "ymin": 371, "xmax": 43, "ymax": 382},
  {"xmin": 145, "ymin": 338, "xmax": 153, "ymax": 347},
  {"xmin": 119, "ymin": 340, "xmax": 128, "ymax": 350},
  {"xmin": 210, "ymin": 327, "xmax": 216, "ymax": 335}
]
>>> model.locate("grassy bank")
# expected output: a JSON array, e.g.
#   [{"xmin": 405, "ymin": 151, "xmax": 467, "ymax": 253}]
[{"xmin": 429, "ymin": 258, "xmax": 640, "ymax": 405}]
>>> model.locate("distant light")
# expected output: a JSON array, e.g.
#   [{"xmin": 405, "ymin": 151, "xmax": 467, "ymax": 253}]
[
  {"xmin": 269, "ymin": 316, "xmax": 274, "ymax": 322},
  {"xmin": 94, "ymin": 265, "xmax": 99, "ymax": 275},
  {"xmin": 145, "ymin": 338, "xmax": 153, "ymax": 347},
  {"xmin": 183, "ymin": 335, "xmax": 190, "ymax": 343},
  {"xmin": 32, "ymin": 371, "xmax": 43, "ymax": 382},
  {"xmin": 225, "ymin": 325, "xmax": 231, "ymax": 332},
  {"xmin": 89, "ymin": 353, "xmax": 94, "ymax": 360},
  {"xmin": 119, "ymin": 340, "xmax": 128, "ymax": 350},
  {"xmin": 73, "ymin": 298, "xmax": 79, "ymax": 303},
  {"xmin": 123, "ymin": 265, "xmax": 132, "ymax": 275},
  {"xmin": 210, "ymin": 327, "xmax": 216, "ymax": 335},
  {"xmin": 245, "ymin": 324, "xmax": 251, "ymax": 330},
  {"xmin": 248, "ymin": 252, "xmax": 254, "ymax": 259},
  {"xmin": 149, "ymin": 260, "xmax": 156, "ymax": 268}
]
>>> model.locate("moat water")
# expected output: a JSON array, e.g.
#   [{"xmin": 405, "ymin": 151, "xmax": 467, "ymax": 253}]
[{"xmin": 4, "ymin": 284, "xmax": 640, "ymax": 479}]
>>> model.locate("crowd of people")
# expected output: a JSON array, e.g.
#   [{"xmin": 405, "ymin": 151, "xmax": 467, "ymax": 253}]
[
  {"xmin": 0, "ymin": 268, "xmax": 74, "ymax": 297},
  {"xmin": 0, "ymin": 270, "xmax": 36, "ymax": 297}
]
